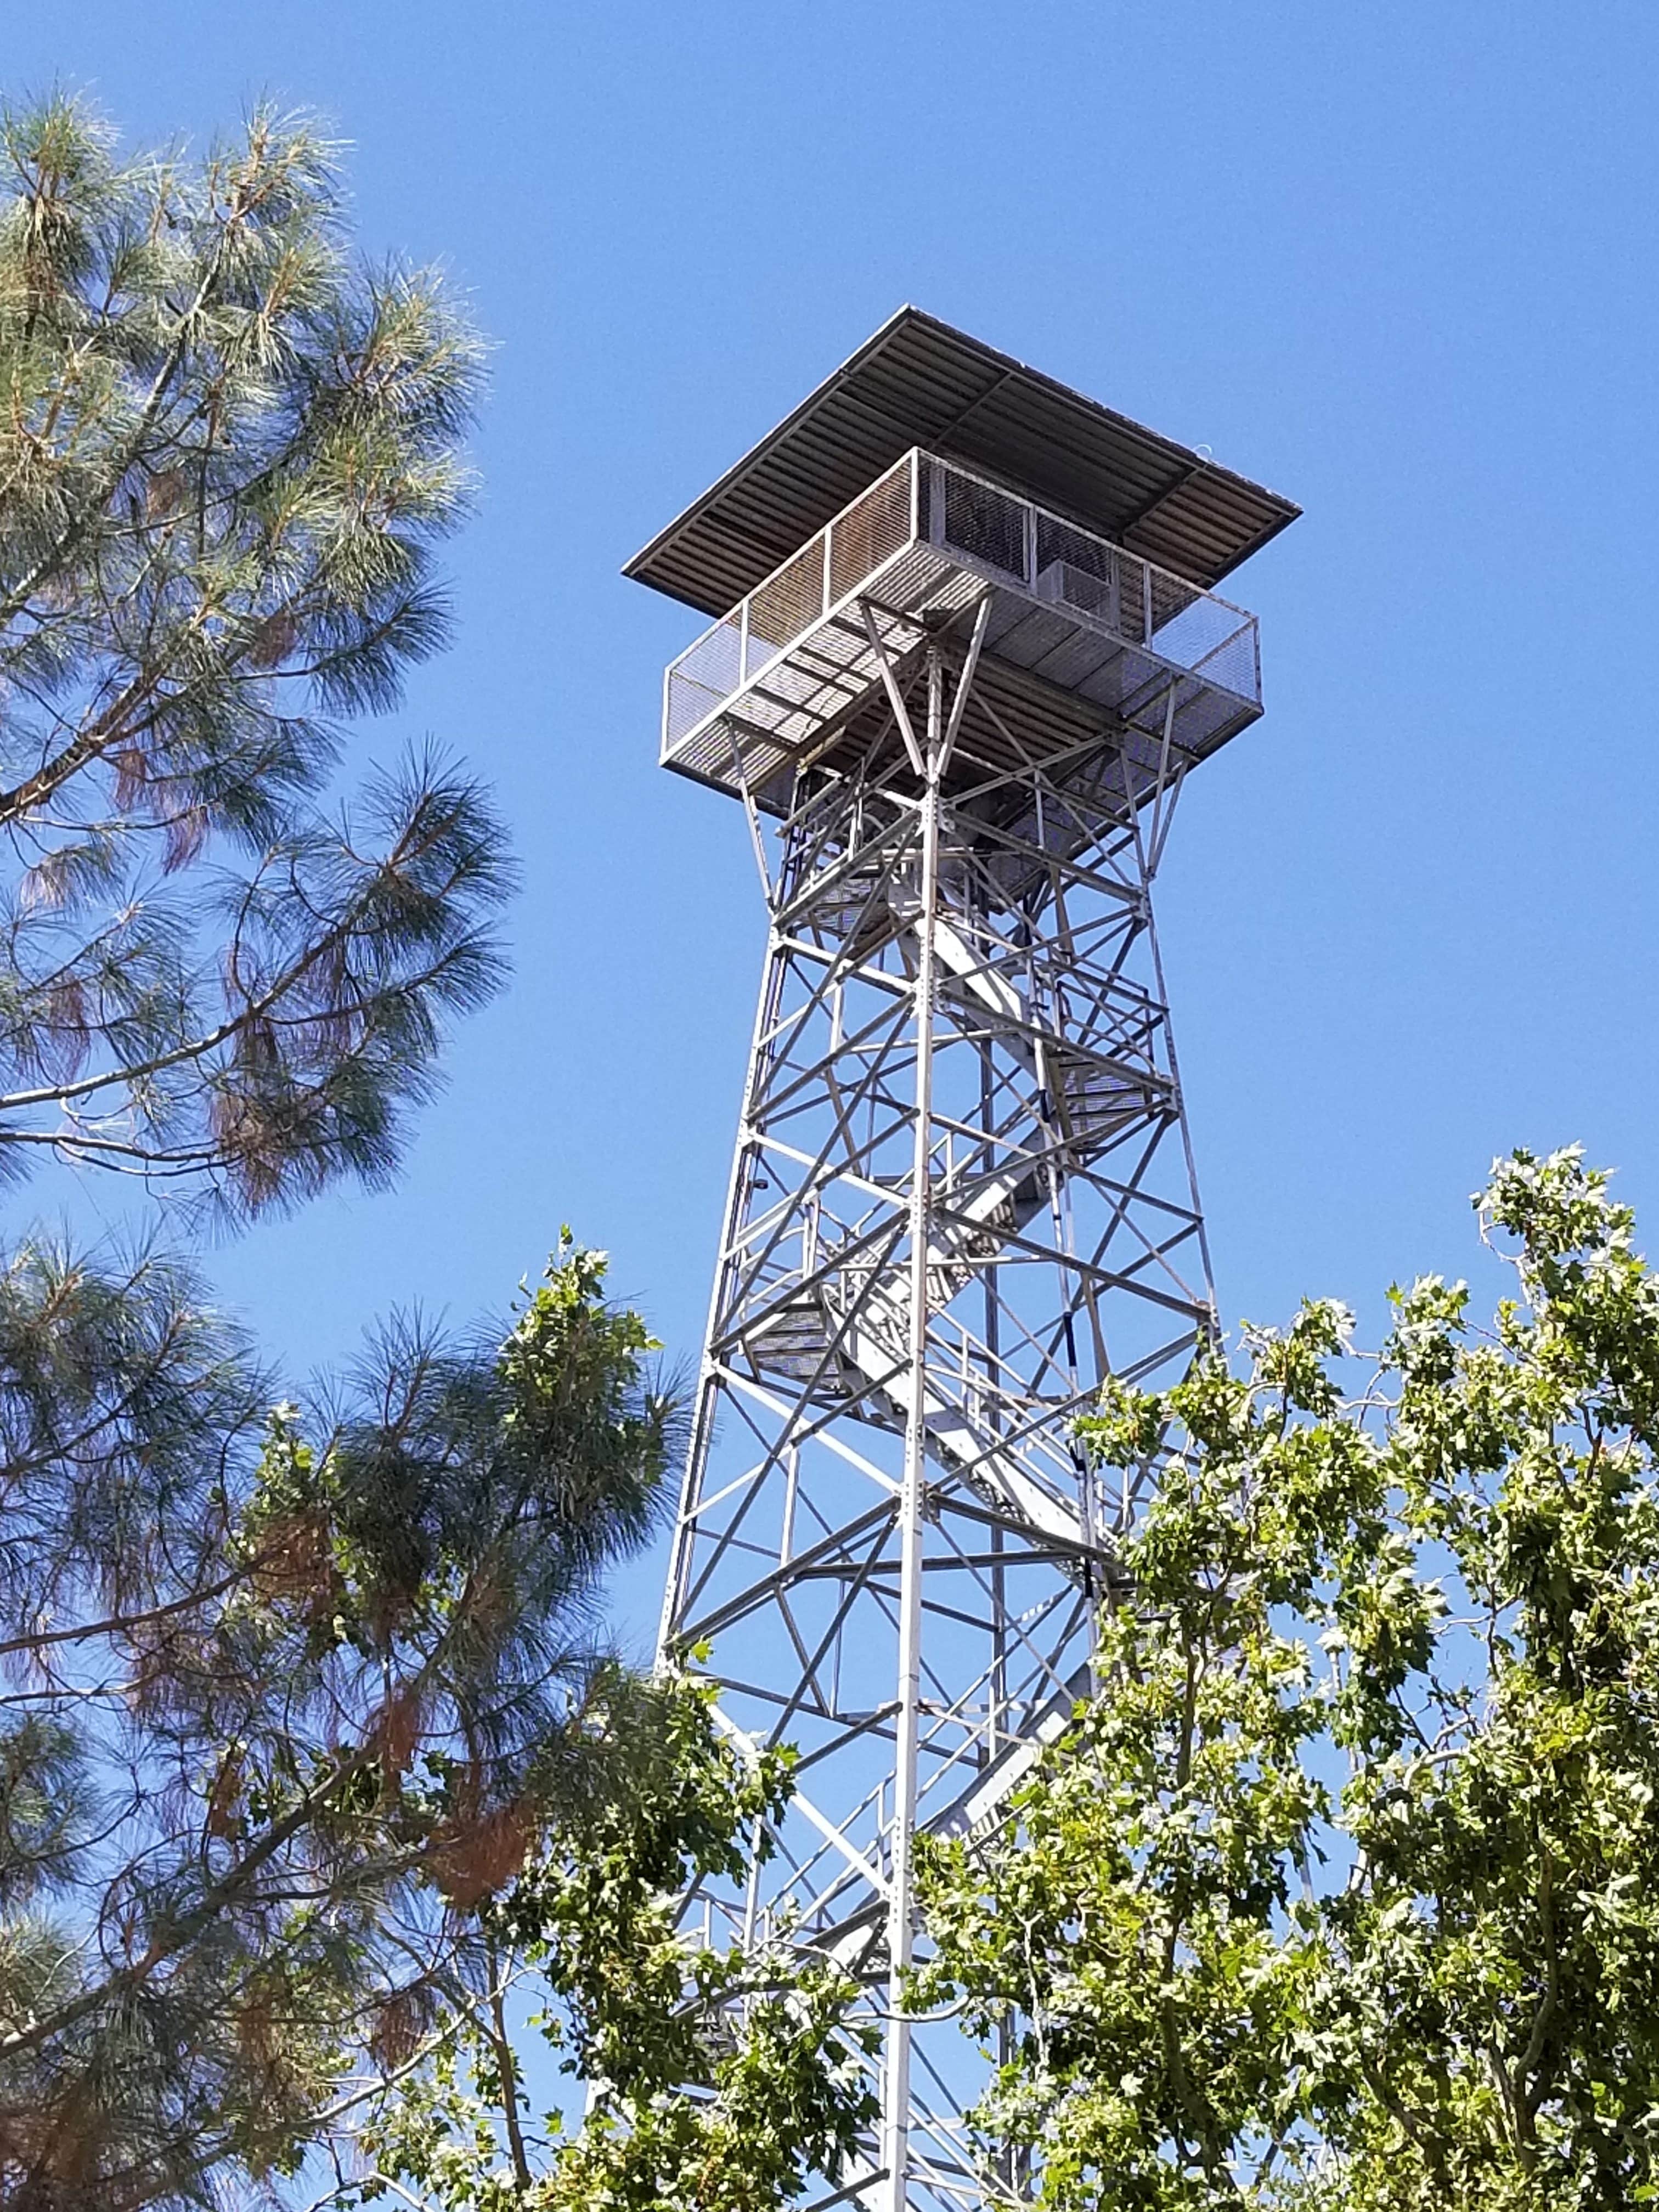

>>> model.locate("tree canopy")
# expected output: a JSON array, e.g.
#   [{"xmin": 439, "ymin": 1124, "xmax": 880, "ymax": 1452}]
[
  {"xmin": 344, "ymin": 1671, "xmax": 878, "ymax": 2212},
  {"xmin": 0, "ymin": 90, "xmax": 507, "ymax": 1221},
  {"xmin": 915, "ymin": 1146, "xmax": 1659, "ymax": 2210},
  {"xmin": 0, "ymin": 1236, "xmax": 681, "ymax": 2208},
  {"xmin": 0, "ymin": 91, "xmax": 663, "ymax": 2211},
  {"xmin": 0, "ymin": 92, "xmax": 878, "ymax": 2212}
]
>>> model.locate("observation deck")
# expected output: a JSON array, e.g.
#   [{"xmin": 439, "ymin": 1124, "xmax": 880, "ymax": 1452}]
[{"xmin": 658, "ymin": 447, "xmax": 1263, "ymax": 812}]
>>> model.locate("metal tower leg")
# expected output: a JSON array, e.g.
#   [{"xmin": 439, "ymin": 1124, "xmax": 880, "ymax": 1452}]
[
  {"xmin": 658, "ymin": 616, "xmax": 1214, "ymax": 2209},
  {"xmin": 883, "ymin": 646, "xmax": 942, "ymax": 2205}
]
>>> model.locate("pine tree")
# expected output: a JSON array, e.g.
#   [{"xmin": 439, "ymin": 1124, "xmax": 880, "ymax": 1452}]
[
  {"xmin": 0, "ymin": 1235, "xmax": 678, "ymax": 2209},
  {"xmin": 0, "ymin": 94, "xmax": 692, "ymax": 2210},
  {"xmin": 0, "ymin": 91, "xmax": 509, "ymax": 1219}
]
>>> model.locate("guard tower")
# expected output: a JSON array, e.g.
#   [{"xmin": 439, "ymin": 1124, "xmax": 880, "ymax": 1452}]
[{"xmin": 627, "ymin": 309, "xmax": 1297, "ymax": 2210}]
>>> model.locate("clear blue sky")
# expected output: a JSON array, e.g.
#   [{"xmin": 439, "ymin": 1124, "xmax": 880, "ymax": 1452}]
[{"xmin": 11, "ymin": 2, "xmax": 1659, "ymax": 1647}]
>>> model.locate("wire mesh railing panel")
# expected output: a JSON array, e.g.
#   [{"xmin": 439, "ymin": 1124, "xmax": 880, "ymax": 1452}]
[
  {"xmin": 1035, "ymin": 512, "xmax": 1115, "ymax": 585},
  {"xmin": 924, "ymin": 455, "xmax": 1260, "ymax": 707},
  {"xmin": 1035, "ymin": 512, "xmax": 1127, "ymax": 625},
  {"xmin": 1148, "ymin": 566, "xmax": 1203, "ymax": 639},
  {"xmin": 935, "ymin": 463, "xmax": 1029, "ymax": 582},
  {"xmin": 659, "ymin": 447, "xmax": 1261, "ymax": 781},
  {"xmin": 1149, "ymin": 590, "xmax": 1248, "ymax": 682},
  {"xmin": 1036, "ymin": 557, "xmax": 1127, "ymax": 633},
  {"xmin": 665, "ymin": 614, "xmax": 742, "ymax": 744},
  {"xmin": 828, "ymin": 456, "xmax": 913, "ymax": 603},
  {"xmin": 746, "ymin": 535, "xmax": 827, "ymax": 668},
  {"xmin": 1188, "ymin": 618, "xmax": 1260, "ymax": 702},
  {"xmin": 672, "ymin": 612, "xmax": 741, "ymax": 700},
  {"xmin": 666, "ymin": 672, "xmax": 730, "ymax": 747}
]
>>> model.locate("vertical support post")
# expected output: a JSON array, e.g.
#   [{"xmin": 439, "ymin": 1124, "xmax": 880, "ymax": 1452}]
[
  {"xmin": 1144, "ymin": 889, "xmax": 1217, "ymax": 1339},
  {"xmin": 980, "ymin": 1036, "xmax": 1005, "ymax": 1764},
  {"xmin": 656, "ymin": 899, "xmax": 787, "ymax": 1664},
  {"xmin": 1127, "ymin": 755, "xmax": 1217, "ymax": 1341},
  {"xmin": 883, "ymin": 644, "xmax": 944, "ymax": 2211}
]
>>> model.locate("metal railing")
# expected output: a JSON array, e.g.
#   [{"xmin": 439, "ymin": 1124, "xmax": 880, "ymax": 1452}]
[
  {"xmin": 664, "ymin": 454, "xmax": 915, "ymax": 748},
  {"xmin": 663, "ymin": 448, "xmax": 1260, "ymax": 755},
  {"xmin": 927, "ymin": 458, "xmax": 1261, "ymax": 705}
]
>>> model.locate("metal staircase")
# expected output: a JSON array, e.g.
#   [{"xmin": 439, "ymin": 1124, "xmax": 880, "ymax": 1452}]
[{"xmin": 746, "ymin": 866, "xmax": 1152, "ymax": 1572}]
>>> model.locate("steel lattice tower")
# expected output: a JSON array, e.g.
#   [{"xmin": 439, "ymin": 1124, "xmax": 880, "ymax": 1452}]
[{"xmin": 626, "ymin": 312, "xmax": 1297, "ymax": 2211}]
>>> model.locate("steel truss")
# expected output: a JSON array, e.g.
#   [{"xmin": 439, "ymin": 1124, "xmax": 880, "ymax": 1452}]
[{"xmin": 658, "ymin": 608, "xmax": 1216, "ymax": 2210}]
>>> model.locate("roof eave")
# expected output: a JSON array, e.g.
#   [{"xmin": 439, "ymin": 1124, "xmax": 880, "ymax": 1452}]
[{"xmin": 625, "ymin": 308, "xmax": 1299, "ymax": 616}]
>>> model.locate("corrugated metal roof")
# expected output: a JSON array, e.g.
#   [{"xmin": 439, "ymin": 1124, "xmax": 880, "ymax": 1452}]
[{"xmin": 624, "ymin": 307, "xmax": 1299, "ymax": 616}]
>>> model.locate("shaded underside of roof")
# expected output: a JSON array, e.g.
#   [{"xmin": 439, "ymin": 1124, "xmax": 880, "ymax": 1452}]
[{"xmin": 625, "ymin": 308, "xmax": 1300, "ymax": 617}]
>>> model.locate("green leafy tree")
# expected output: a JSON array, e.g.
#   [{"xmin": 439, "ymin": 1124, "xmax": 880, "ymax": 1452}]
[
  {"xmin": 342, "ymin": 1673, "xmax": 879, "ymax": 2212},
  {"xmin": 914, "ymin": 1147, "xmax": 1659, "ymax": 2211},
  {"xmin": 0, "ymin": 91, "xmax": 507, "ymax": 1219},
  {"xmin": 0, "ymin": 1236, "xmax": 677, "ymax": 2209}
]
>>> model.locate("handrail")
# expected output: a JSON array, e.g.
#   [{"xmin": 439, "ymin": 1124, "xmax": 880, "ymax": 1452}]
[{"xmin": 663, "ymin": 447, "xmax": 1261, "ymax": 760}]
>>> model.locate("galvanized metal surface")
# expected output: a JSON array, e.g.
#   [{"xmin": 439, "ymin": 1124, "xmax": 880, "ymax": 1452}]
[
  {"xmin": 660, "ymin": 449, "xmax": 1261, "ymax": 815},
  {"xmin": 656, "ymin": 637, "xmax": 1219, "ymax": 2210},
  {"xmin": 634, "ymin": 326, "xmax": 1295, "ymax": 2210},
  {"xmin": 625, "ymin": 307, "xmax": 1298, "ymax": 617}
]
